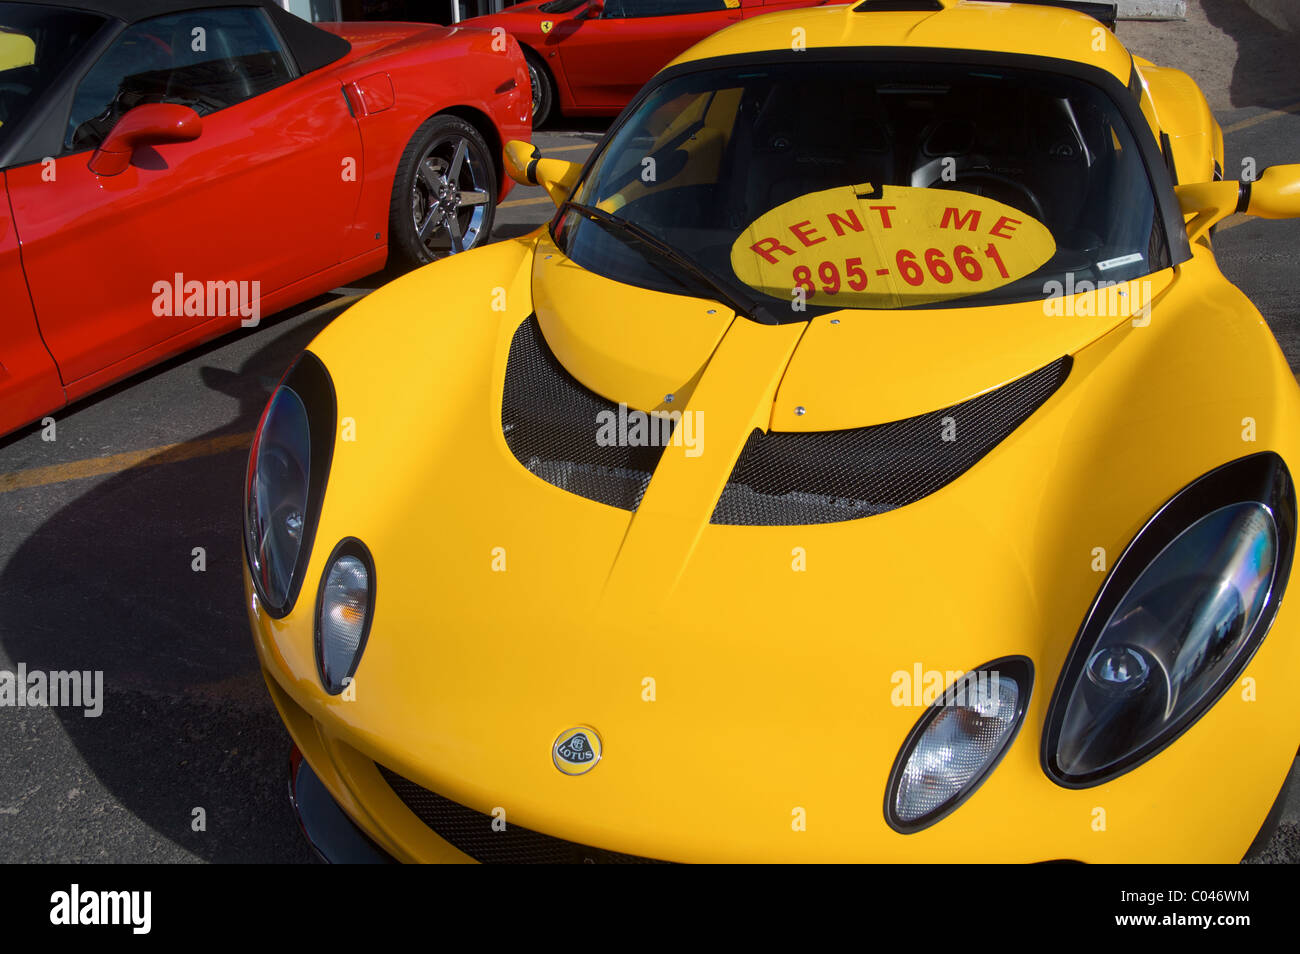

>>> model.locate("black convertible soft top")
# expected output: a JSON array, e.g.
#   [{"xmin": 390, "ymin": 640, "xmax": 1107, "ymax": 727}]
[{"xmin": 6, "ymin": 0, "xmax": 351, "ymax": 73}]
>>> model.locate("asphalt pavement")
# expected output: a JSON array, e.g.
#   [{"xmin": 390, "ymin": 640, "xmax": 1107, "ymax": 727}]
[{"xmin": 1, "ymin": 9, "xmax": 1298, "ymax": 862}]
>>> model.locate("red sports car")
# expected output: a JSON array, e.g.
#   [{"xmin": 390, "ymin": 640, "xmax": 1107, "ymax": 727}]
[
  {"xmin": 0, "ymin": 0, "xmax": 529, "ymax": 438},
  {"xmin": 464, "ymin": 0, "xmax": 830, "ymax": 125}
]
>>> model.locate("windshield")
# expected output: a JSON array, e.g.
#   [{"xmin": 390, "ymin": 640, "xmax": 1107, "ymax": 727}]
[
  {"xmin": 557, "ymin": 59, "xmax": 1168, "ymax": 320},
  {"xmin": 0, "ymin": 2, "xmax": 105, "ymax": 150}
]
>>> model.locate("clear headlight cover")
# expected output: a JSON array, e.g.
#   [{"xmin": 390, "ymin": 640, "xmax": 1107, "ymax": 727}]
[
  {"xmin": 886, "ymin": 657, "xmax": 1032, "ymax": 832},
  {"xmin": 315, "ymin": 540, "xmax": 375, "ymax": 694},
  {"xmin": 1045, "ymin": 454, "xmax": 1295, "ymax": 787},
  {"xmin": 245, "ymin": 386, "xmax": 311, "ymax": 612},
  {"xmin": 243, "ymin": 353, "xmax": 336, "ymax": 618}
]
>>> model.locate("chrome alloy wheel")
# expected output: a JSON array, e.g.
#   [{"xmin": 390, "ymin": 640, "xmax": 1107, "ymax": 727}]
[{"xmin": 410, "ymin": 134, "xmax": 491, "ymax": 257}]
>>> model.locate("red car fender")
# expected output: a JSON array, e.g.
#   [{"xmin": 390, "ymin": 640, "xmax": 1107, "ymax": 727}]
[
  {"xmin": 461, "ymin": 12, "xmax": 582, "ymax": 114},
  {"xmin": 329, "ymin": 25, "xmax": 531, "ymax": 264}
]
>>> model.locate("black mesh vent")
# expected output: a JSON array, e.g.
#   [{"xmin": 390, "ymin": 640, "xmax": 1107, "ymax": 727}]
[
  {"xmin": 377, "ymin": 764, "xmax": 667, "ymax": 864},
  {"xmin": 711, "ymin": 356, "xmax": 1072, "ymax": 526},
  {"xmin": 502, "ymin": 316, "xmax": 674, "ymax": 511},
  {"xmin": 852, "ymin": 0, "xmax": 943, "ymax": 11}
]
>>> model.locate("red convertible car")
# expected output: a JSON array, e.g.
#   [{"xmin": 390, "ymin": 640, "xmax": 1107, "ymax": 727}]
[
  {"xmin": 464, "ymin": 0, "xmax": 830, "ymax": 125},
  {"xmin": 0, "ymin": 0, "xmax": 529, "ymax": 438}
]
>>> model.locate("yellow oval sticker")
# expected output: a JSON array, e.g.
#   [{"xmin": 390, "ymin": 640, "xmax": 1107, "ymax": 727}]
[{"xmin": 730, "ymin": 183, "xmax": 1056, "ymax": 308}]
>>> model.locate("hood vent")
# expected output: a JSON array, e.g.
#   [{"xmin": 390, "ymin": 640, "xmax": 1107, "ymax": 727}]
[
  {"xmin": 711, "ymin": 356, "xmax": 1071, "ymax": 526},
  {"xmin": 852, "ymin": 0, "xmax": 1118, "ymax": 30},
  {"xmin": 502, "ymin": 316, "xmax": 674, "ymax": 511},
  {"xmin": 853, "ymin": 0, "xmax": 945, "ymax": 11}
]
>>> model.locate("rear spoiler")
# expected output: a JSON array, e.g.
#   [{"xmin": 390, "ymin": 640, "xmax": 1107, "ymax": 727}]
[
  {"xmin": 852, "ymin": 0, "xmax": 1119, "ymax": 31},
  {"xmin": 1012, "ymin": 0, "xmax": 1118, "ymax": 30}
]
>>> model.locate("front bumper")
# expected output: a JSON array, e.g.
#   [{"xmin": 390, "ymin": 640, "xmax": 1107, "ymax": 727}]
[
  {"xmin": 288, "ymin": 746, "xmax": 395, "ymax": 864},
  {"xmin": 282, "ymin": 714, "xmax": 1296, "ymax": 864},
  {"xmin": 264, "ymin": 621, "xmax": 1298, "ymax": 864},
  {"xmin": 267, "ymin": 654, "xmax": 671, "ymax": 863}
]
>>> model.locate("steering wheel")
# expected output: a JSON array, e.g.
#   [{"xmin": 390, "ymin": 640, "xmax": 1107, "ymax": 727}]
[{"xmin": 913, "ymin": 155, "xmax": 1047, "ymax": 224}]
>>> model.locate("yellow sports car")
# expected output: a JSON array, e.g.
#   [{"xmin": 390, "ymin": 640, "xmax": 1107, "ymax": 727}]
[{"xmin": 245, "ymin": 0, "xmax": 1300, "ymax": 862}]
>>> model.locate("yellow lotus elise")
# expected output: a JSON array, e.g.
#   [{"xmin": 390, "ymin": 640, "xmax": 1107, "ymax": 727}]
[{"xmin": 244, "ymin": 0, "xmax": 1300, "ymax": 862}]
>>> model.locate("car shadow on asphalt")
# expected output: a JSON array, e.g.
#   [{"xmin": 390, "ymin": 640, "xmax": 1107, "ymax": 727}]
[
  {"xmin": 0, "ymin": 299, "xmax": 360, "ymax": 862},
  {"xmin": 1201, "ymin": 0, "xmax": 1300, "ymax": 109}
]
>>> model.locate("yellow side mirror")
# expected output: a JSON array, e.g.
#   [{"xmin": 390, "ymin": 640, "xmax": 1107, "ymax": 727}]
[
  {"xmin": 503, "ymin": 140, "xmax": 584, "ymax": 207},
  {"xmin": 1175, "ymin": 164, "xmax": 1300, "ymax": 243},
  {"xmin": 1244, "ymin": 163, "xmax": 1300, "ymax": 219},
  {"xmin": 1173, "ymin": 179, "xmax": 1240, "ymax": 243}
]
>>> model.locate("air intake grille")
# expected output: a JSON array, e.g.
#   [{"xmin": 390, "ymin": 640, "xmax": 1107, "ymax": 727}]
[
  {"xmin": 852, "ymin": 0, "xmax": 943, "ymax": 11},
  {"xmin": 377, "ymin": 764, "xmax": 667, "ymax": 864},
  {"xmin": 502, "ymin": 316, "xmax": 673, "ymax": 511},
  {"xmin": 711, "ymin": 356, "xmax": 1071, "ymax": 526}
]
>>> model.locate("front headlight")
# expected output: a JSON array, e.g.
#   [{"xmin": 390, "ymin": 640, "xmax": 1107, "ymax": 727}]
[
  {"xmin": 1044, "ymin": 453, "xmax": 1295, "ymax": 787},
  {"xmin": 885, "ymin": 657, "xmax": 1033, "ymax": 833},
  {"xmin": 244, "ymin": 352, "xmax": 336, "ymax": 618},
  {"xmin": 315, "ymin": 539, "xmax": 376, "ymax": 694}
]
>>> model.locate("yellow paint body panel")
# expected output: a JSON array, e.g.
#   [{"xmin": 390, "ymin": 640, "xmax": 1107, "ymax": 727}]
[
  {"xmin": 774, "ymin": 270, "xmax": 1172, "ymax": 430},
  {"xmin": 247, "ymin": 0, "xmax": 1300, "ymax": 862},
  {"xmin": 531, "ymin": 230, "xmax": 733, "ymax": 413},
  {"xmin": 1135, "ymin": 62, "xmax": 1223, "ymax": 183},
  {"xmin": 669, "ymin": 1, "xmax": 1134, "ymax": 85}
]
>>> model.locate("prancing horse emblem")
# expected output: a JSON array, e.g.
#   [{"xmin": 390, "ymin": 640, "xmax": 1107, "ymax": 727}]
[{"xmin": 540, "ymin": 19, "xmax": 554, "ymax": 33}]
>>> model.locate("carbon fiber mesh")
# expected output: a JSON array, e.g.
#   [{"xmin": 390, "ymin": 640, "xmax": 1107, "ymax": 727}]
[
  {"xmin": 377, "ymin": 764, "xmax": 666, "ymax": 864},
  {"xmin": 502, "ymin": 316, "xmax": 673, "ymax": 511},
  {"xmin": 711, "ymin": 356, "xmax": 1072, "ymax": 526}
]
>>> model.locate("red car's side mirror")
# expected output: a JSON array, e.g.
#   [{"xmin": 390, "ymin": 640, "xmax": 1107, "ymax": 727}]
[
  {"xmin": 579, "ymin": 0, "xmax": 604, "ymax": 19},
  {"xmin": 88, "ymin": 103, "xmax": 202, "ymax": 177}
]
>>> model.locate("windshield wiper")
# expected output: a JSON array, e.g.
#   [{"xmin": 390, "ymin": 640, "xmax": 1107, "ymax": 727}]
[{"xmin": 558, "ymin": 200, "xmax": 773, "ymax": 324}]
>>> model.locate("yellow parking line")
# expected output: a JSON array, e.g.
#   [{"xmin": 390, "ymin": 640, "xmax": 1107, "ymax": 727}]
[
  {"xmin": 0, "ymin": 431, "xmax": 253, "ymax": 494},
  {"xmin": 1222, "ymin": 102, "xmax": 1300, "ymax": 134},
  {"xmin": 500, "ymin": 194, "xmax": 556, "ymax": 209},
  {"xmin": 545, "ymin": 142, "xmax": 596, "ymax": 153}
]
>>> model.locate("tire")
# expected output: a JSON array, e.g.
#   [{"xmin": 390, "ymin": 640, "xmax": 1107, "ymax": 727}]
[
  {"xmin": 523, "ymin": 47, "xmax": 555, "ymax": 128},
  {"xmin": 387, "ymin": 114, "xmax": 497, "ymax": 271}
]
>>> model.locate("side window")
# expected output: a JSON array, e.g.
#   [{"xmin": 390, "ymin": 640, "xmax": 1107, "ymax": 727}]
[
  {"xmin": 63, "ymin": 6, "xmax": 295, "ymax": 153},
  {"xmin": 603, "ymin": 0, "xmax": 727, "ymax": 18}
]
